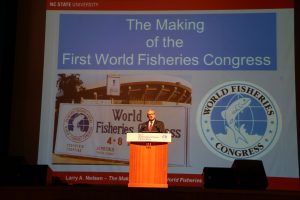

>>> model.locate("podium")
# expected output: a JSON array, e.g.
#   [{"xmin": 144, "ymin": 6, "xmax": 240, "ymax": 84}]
[{"xmin": 127, "ymin": 132, "xmax": 171, "ymax": 188}]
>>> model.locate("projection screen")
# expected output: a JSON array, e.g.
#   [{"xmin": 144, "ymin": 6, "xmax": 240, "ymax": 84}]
[{"xmin": 38, "ymin": 0, "xmax": 298, "ymax": 187}]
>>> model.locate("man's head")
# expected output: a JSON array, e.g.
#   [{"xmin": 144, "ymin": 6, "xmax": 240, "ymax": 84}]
[{"xmin": 147, "ymin": 109, "xmax": 156, "ymax": 121}]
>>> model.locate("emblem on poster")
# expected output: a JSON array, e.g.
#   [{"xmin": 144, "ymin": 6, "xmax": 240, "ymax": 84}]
[
  {"xmin": 63, "ymin": 108, "xmax": 94, "ymax": 143},
  {"xmin": 197, "ymin": 81, "xmax": 282, "ymax": 160}
]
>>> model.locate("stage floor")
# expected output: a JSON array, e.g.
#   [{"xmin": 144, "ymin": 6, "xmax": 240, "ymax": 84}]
[{"xmin": 1, "ymin": 185, "xmax": 300, "ymax": 200}]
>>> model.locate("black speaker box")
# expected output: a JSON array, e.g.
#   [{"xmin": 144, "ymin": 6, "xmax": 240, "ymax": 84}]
[
  {"xmin": 232, "ymin": 159, "xmax": 268, "ymax": 190},
  {"xmin": 203, "ymin": 167, "xmax": 238, "ymax": 189}
]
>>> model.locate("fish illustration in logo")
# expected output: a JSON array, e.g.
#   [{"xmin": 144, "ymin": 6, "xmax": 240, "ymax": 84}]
[
  {"xmin": 221, "ymin": 98, "xmax": 251, "ymax": 144},
  {"xmin": 71, "ymin": 114, "xmax": 85, "ymax": 135}
]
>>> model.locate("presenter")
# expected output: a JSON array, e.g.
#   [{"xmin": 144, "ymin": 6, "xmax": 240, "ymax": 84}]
[{"xmin": 138, "ymin": 109, "xmax": 166, "ymax": 133}]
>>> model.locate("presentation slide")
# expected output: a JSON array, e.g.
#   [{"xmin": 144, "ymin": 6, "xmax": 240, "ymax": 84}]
[{"xmin": 38, "ymin": 0, "xmax": 298, "ymax": 187}]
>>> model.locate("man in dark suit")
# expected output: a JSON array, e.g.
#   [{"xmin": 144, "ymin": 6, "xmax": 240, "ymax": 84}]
[{"xmin": 138, "ymin": 109, "xmax": 166, "ymax": 133}]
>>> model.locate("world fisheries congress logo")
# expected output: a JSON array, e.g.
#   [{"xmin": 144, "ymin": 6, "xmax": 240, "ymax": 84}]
[
  {"xmin": 63, "ymin": 108, "xmax": 94, "ymax": 143},
  {"xmin": 196, "ymin": 81, "xmax": 282, "ymax": 160}
]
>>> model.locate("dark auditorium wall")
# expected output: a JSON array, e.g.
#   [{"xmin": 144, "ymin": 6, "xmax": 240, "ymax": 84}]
[
  {"xmin": 0, "ymin": 1, "xmax": 18, "ymax": 157},
  {"xmin": 6, "ymin": 0, "xmax": 46, "ymax": 164},
  {"xmin": 1, "ymin": 0, "xmax": 300, "ymax": 169}
]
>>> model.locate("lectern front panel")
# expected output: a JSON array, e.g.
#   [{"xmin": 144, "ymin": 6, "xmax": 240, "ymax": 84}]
[{"xmin": 128, "ymin": 142, "xmax": 168, "ymax": 188}]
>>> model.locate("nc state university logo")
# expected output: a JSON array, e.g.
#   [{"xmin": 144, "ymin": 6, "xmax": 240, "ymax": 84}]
[{"xmin": 196, "ymin": 81, "xmax": 282, "ymax": 160}]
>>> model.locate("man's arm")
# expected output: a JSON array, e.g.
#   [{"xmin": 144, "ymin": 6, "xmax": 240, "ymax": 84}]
[
  {"xmin": 156, "ymin": 120, "xmax": 166, "ymax": 133},
  {"xmin": 138, "ymin": 122, "xmax": 147, "ymax": 132}
]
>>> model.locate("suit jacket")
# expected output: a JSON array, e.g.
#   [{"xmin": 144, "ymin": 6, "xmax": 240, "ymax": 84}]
[{"xmin": 138, "ymin": 120, "xmax": 166, "ymax": 133}]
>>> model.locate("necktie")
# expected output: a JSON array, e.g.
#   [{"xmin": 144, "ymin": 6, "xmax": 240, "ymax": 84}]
[{"xmin": 149, "ymin": 121, "xmax": 153, "ymax": 131}]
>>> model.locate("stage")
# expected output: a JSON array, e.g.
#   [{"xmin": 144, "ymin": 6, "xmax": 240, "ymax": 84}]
[{"xmin": 1, "ymin": 185, "xmax": 300, "ymax": 200}]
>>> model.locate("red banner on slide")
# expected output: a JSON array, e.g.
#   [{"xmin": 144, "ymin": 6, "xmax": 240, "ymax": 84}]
[
  {"xmin": 52, "ymin": 172, "xmax": 203, "ymax": 187},
  {"xmin": 51, "ymin": 171, "xmax": 300, "ymax": 191},
  {"xmin": 46, "ymin": 0, "xmax": 294, "ymax": 11}
]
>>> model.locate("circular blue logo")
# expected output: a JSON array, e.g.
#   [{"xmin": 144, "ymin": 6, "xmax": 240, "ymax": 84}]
[
  {"xmin": 196, "ymin": 81, "xmax": 281, "ymax": 160},
  {"xmin": 63, "ymin": 108, "xmax": 94, "ymax": 143}
]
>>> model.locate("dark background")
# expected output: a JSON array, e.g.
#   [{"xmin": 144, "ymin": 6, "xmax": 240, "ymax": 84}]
[{"xmin": 0, "ymin": 0, "xmax": 299, "ymax": 173}]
